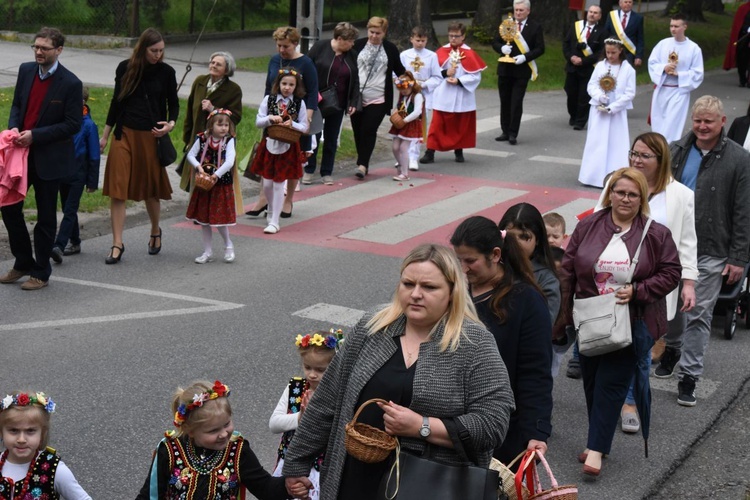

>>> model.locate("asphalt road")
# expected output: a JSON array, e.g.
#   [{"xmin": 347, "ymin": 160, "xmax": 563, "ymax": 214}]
[{"xmin": 1, "ymin": 32, "xmax": 750, "ymax": 499}]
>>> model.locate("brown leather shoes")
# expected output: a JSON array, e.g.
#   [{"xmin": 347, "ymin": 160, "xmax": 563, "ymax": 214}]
[
  {"xmin": 20, "ymin": 277, "xmax": 48, "ymax": 290},
  {"xmin": 0, "ymin": 268, "xmax": 29, "ymax": 284}
]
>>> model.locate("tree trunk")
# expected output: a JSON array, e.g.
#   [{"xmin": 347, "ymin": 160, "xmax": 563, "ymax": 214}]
[
  {"xmin": 471, "ymin": 0, "xmax": 508, "ymax": 46},
  {"xmin": 529, "ymin": 0, "xmax": 569, "ymax": 38},
  {"xmin": 703, "ymin": 0, "xmax": 724, "ymax": 14},
  {"xmin": 669, "ymin": 0, "xmax": 706, "ymax": 21},
  {"xmin": 388, "ymin": 0, "xmax": 439, "ymax": 51},
  {"xmin": 113, "ymin": 0, "xmax": 129, "ymax": 35}
]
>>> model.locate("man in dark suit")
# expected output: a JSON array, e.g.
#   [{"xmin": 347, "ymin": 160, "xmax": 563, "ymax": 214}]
[
  {"xmin": 0, "ymin": 27, "xmax": 82, "ymax": 290},
  {"xmin": 493, "ymin": 0, "xmax": 545, "ymax": 145},
  {"xmin": 604, "ymin": 0, "xmax": 644, "ymax": 67},
  {"xmin": 563, "ymin": 5, "xmax": 607, "ymax": 130}
]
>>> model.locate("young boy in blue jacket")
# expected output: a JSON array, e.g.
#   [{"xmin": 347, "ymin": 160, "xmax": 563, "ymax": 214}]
[{"xmin": 51, "ymin": 86, "xmax": 100, "ymax": 261}]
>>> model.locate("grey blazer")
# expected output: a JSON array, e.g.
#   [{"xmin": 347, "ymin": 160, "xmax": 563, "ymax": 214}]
[{"xmin": 283, "ymin": 310, "xmax": 515, "ymax": 499}]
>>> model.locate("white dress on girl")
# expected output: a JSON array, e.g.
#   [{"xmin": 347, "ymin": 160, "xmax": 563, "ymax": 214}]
[{"xmin": 578, "ymin": 59, "xmax": 636, "ymax": 188}]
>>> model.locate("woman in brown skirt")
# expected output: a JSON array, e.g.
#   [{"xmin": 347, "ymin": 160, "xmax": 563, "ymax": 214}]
[{"xmin": 99, "ymin": 28, "xmax": 179, "ymax": 264}]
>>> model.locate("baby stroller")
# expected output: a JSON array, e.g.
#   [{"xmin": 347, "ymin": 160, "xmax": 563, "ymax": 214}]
[{"xmin": 712, "ymin": 261, "xmax": 750, "ymax": 339}]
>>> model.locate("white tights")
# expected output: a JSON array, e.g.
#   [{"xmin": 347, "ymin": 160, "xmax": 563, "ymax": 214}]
[
  {"xmin": 392, "ymin": 138, "xmax": 411, "ymax": 177},
  {"xmin": 201, "ymin": 225, "xmax": 232, "ymax": 255},
  {"xmin": 262, "ymin": 178, "xmax": 285, "ymax": 228}
]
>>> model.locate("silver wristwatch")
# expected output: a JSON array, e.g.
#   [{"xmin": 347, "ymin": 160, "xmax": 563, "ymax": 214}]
[{"xmin": 419, "ymin": 416, "xmax": 431, "ymax": 438}]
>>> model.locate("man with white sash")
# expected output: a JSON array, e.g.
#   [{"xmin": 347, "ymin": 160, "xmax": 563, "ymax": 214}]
[
  {"xmin": 648, "ymin": 14, "xmax": 704, "ymax": 143},
  {"xmin": 605, "ymin": 0, "xmax": 644, "ymax": 67},
  {"xmin": 492, "ymin": 0, "xmax": 545, "ymax": 145},
  {"xmin": 563, "ymin": 5, "xmax": 607, "ymax": 130}
]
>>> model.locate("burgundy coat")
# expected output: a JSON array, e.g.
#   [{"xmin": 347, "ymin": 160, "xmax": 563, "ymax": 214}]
[{"xmin": 559, "ymin": 209, "xmax": 682, "ymax": 340}]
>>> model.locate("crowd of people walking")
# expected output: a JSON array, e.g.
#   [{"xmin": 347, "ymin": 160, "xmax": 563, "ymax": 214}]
[{"xmin": 2, "ymin": 0, "xmax": 750, "ymax": 496}]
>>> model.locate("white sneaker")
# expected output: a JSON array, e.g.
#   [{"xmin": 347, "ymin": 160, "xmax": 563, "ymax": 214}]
[
  {"xmin": 224, "ymin": 247, "xmax": 235, "ymax": 263},
  {"xmin": 301, "ymin": 173, "xmax": 314, "ymax": 185},
  {"xmin": 409, "ymin": 159, "xmax": 419, "ymax": 171},
  {"xmin": 263, "ymin": 224, "xmax": 279, "ymax": 234},
  {"xmin": 194, "ymin": 253, "xmax": 213, "ymax": 264},
  {"xmin": 322, "ymin": 175, "xmax": 334, "ymax": 185}
]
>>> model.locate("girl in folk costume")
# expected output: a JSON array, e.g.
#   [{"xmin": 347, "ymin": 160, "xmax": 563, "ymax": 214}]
[
  {"xmin": 185, "ymin": 109, "xmax": 238, "ymax": 264},
  {"xmin": 389, "ymin": 72, "xmax": 424, "ymax": 181},
  {"xmin": 578, "ymin": 38, "xmax": 636, "ymax": 188},
  {"xmin": 136, "ymin": 380, "xmax": 290, "ymax": 500},
  {"xmin": 250, "ymin": 69, "xmax": 308, "ymax": 235},
  {"xmin": 0, "ymin": 391, "xmax": 91, "ymax": 499},
  {"xmin": 269, "ymin": 331, "xmax": 342, "ymax": 500}
]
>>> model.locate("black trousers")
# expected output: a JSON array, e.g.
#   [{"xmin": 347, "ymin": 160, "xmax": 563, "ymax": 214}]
[
  {"xmin": 498, "ymin": 75, "xmax": 529, "ymax": 138},
  {"xmin": 738, "ymin": 41, "xmax": 750, "ymax": 85},
  {"xmin": 564, "ymin": 70, "xmax": 593, "ymax": 127},
  {"xmin": 305, "ymin": 108, "xmax": 346, "ymax": 177},
  {"xmin": 1, "ymin": 160, "xmax": 60, "ymax": 281},
  {"xmin": 351, "ymin": 102, "xmax": 388, "ymax": 169}
]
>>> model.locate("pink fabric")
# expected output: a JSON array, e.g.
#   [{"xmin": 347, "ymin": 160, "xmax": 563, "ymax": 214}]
[{"xmin": 0, "ymin": 129, "xmax": 29, "ymax": 207}]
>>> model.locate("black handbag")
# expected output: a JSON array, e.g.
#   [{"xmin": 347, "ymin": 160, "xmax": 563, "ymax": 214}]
[
  {"xmin": 145, "ymin": 92, "xmax": 177, "ymax": 167},
  {"xmin": 318, "ymin": 85, "xmax": 342, "ymax": 118},
  {"xmin": 156, "ymin": 134, "xmax": 177, "ymax": 167},
  {"xmin": 378, "ymin": 448, "xmax": 500, "ymax": 500}
]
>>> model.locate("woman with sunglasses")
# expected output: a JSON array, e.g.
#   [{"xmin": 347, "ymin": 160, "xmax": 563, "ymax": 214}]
[
  {"xmin": 246, "ymin": 26, "xmax": 319, "ymax": 219},
  {"xmin": 558, "ymin": 167, "xmax": 681, "ymax": 477}
]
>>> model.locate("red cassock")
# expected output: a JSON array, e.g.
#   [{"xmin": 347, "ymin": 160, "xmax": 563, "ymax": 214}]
[{"xmin": 724, "ymin": 1, "xmax": 750, "ymax": 70}]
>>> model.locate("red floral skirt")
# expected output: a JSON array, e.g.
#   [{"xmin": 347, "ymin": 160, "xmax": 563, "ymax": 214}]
[
  {"xmin": 186, "ymin": 183, "xmax": 236, "ymax": 226},
  {"xmin": 389, "ymin": 118, "xmax": 423, "ymax": 140},
  {"xmin": 250, "ymin": 139, "xmax": 304, "ymax": 183}
]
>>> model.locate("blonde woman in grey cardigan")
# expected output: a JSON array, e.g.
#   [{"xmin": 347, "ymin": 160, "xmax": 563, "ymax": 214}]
[{"xmin": 283, "ymin": 244, "xmax": 515, "ymax": 500}]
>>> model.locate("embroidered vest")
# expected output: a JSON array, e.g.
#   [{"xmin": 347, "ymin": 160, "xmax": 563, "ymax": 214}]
[
  {"xmin": 276, "ymin": 377, "xmax": 325, "ymax": 472},
  {"xmin": 163, "ymin": 431, "xmax": 244, "ymax": 500},
  {"xmin": 267, "ymin": 95, "xmax": 301, "ymax": 122},
  {"xmin": 0, "ymin": 447, "xmax": 60, "ymax": 500},
  {"xmin": 195, "ymin": 133, "xmax": 233, "ymax": 185}
]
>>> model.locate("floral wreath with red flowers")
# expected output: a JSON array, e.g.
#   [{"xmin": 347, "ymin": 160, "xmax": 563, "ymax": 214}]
[
  {"xmin": 1, "ymin": 392, "xmax": 56, "ymax": 414},
  {"xmin": 173, "ymin": 380, "xmax": 230, "ymax": 427},
  {"xmin": 295, "ymin": 328, "xmax": 344, "ymax": 351}
]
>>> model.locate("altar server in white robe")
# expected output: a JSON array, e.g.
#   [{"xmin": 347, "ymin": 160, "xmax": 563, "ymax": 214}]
[
  {"xmin": 648, "ymin": 13, "xmax": 704, "ymax": 143},
  {"xmin": 578, "ymin": 38, "xmax": 636, "ymax": 188}
]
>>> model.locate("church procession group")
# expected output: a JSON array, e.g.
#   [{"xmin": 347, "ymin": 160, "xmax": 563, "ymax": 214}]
[{"xmin": 410, "ymin": 0, "xmax": 705, "ymax": 190}]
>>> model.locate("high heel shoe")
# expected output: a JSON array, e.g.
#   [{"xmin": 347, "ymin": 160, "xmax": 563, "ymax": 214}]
[
  {"xmin": 280, "ymin": 203, "xmax": 293, "ymax": 218},
  {"xmin": 148, "ymin": 228, "xmax": 162, "ymax": 255},
  {"xmin": 245, "ymin": 204, "xmax": 267, "ymax": 217},
  {"xmin": 582, "ymin": 464, "xmax": 600, "ymax": 477},
  {"xmin": 105, "ymin": 244, "xmax": 125, "ymax": 265}
]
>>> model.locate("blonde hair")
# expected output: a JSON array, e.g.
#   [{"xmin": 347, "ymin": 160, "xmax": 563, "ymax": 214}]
[
  {"xmin": 601, "ymin": 167, "xmax": 651, "ymax": 216},
  {"xmin": 171, "ymin": 380, "xmax": 232, "ymax": 437},
  {"xmin": 367, "ymin": 17, "xmax": 389, "ymax": 32},
  {"xmin": 366, "ymin": 244, "xmax": 479, "ymax": 351},
  {"xmin": 0, "ymin": 393, "xmax": 51, "ymax": 450},
  {"xmin": 273, "ymin": 26, "xmax": 301, "ymax": 45},
  {"xmin": 692, "ymin": 95, "xmax": 724, "ymax": 117},
  {"xmin": 298, "ymin": 330, "xmax": 337, "ymax": 364}
]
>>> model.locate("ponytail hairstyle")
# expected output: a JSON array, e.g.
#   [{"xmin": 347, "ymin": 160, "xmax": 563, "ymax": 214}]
[
  {"xmin": 498, "ymin": 202, "xmax": 558, "ymax": 279},
  {"xmin": 118, "ymin": 28, "xmax": 164, "ymax": 101},
  {"xmin": 450, "ymin": 216, "xmax": 540, "ymax": 324}
]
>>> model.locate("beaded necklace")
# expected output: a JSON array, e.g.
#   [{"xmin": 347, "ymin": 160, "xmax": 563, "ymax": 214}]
[
  {"xmin": 0, "ymin": 449, "xmax": 36, "ymax": 498},
  {"xmin": 185, "ymin": 439, "xmax": 226, "ymax": 475}
]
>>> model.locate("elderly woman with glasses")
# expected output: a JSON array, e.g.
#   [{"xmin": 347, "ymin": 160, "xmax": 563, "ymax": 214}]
[
  {"xmin": 558, "ymin": 167, "xmax": 680, "ymax": 477},
  {"xmin": 592, "ymin": 132, "xmax": 698, "ymax": 436}
]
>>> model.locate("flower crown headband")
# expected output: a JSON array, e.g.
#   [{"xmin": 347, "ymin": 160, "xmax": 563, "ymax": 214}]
[
  {"xmin": 173, "ymin": 380, "xmax": 230, "ymax": 427},
  {"xmin": 604, "ymin": 38, "xmax": 624, "ymax": 46},
  {"xmin": 278, "ymin": 68, "xmax": 301, "ymax": 78},
  {"xmin": 394, "ymin": 77, "xmax": 415, "ymax": 89},
  {"xmin": 295, "ymin": 328, "xmax": 344, "ymax": 350},
  {"xmin": 1, "ymin": 392, "xmax": 56, "ymax": 414},
  {"xmin": 208, "ymin": 108, "xmax": 233, "ymax": 120}
]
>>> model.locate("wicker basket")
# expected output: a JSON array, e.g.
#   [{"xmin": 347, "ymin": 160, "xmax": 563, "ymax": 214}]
[
  {"xmin": 194, "ymin": 164, "xmax": 217, "ymax": 192},
  {"xmin": 267, "ymin": 124, "xmax": 303, "ymax": 144},
  {"xmin": 518, "ymin": 451, "xmax": 578, "ymax": 500},
  {"xmin": 491, "ymin": 455, "xmax": 530, "ymax": 500},
  {"xmin": 344, "ymin": 398, "xmax": 398, "ymax": 463},
  {"xmin": 389, "ymin": 110, "xmax": 406, "ymax": 130}
]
